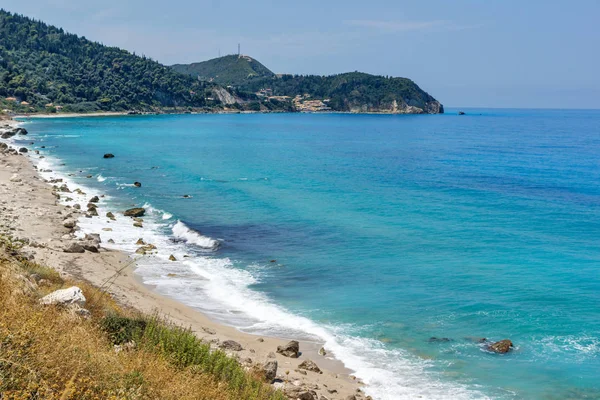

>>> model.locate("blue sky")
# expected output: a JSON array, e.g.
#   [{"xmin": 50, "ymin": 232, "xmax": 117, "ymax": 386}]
[{"xmin": 3, "ymin": 0, "xmax": 599, "ymax": 109}]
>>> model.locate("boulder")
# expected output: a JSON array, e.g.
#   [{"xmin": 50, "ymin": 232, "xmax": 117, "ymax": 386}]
[
  {"xmin": 298, "ymin": 359, "xmax": 321, "ymax": 373},
  {"xmin": 0, "ymin": 142, "xmax": 7, "ymax": 150},
  {"xmin": 428, "ymin": 337, "xmax": 452, "ymax": 343},
  {"xmin": 87, "ymin": 203, "xmax": 98, "ymax": 210},
  {"xmin": 134, "ymin": 182, "xmax": 142, "ymax": 187},
  {"xmin": 63, "ymin": 243, "xmax": 85, "ymax": 253},
  {"xmin": 63, "ymin": 219, "xmax": 76, "ymax": 229},
  {"xmin": 18, "ymin": 147, "xmax": 27, "ymax": 153},
  {"xmin": 277, "ymin": 340, "xmax": 300, "ymax": 358},
  {"xmin": 220, "ymin": 340, "xmax": 243, "ymax": 351},
  {"xmin": 465, "ymin": 337, "xmax": 487, "ymax": 343},
  {"xmin": 85, "ymin": 233, "xmax": 101, "ymax": 243},
  {"xmin": 9, "ymin": 174, "xmax": 21, "ymax": 182},
  {"xmin": 202, "ymin": 327, "xmax": 216, "ymax": 335},
  {"xmin": 40, "ymin": 286, "xmax": 86, "ymax": 306},
  {"xmin": 136, "ymin": 238, "xmax": 146, "ymax": 245},
  {"xmin": 89, "ymin": 196, "xmax": 100, "ymax": 203},
  {"xmin": 103, "ymin": 153, "xmax": 115, "ymax": 158},
  {"xmin": 284, "ymin": 387, "xmax": 317, "ymax": 400},
  {"xmin": 124, "ymin": 207, "xmax": 145, "ymax": 217},
  {"xmin": 87, "ymin": 208, "xmax": 99, "ymax": 217},
  {"xmin": 488, "ymin": 339, "xmax": 513, "ymax": 354},
  {"xmin": 82, "ymin": 243, "xmax": 99, "ymax": 253},
  {"xmin": 106, "ymin": 211, "xmax": 115, "ymax": 220},
  {"xmin": 135, "ymin": 244, "xmax": 156, "ymax": 255},
  {"xmin": 16, "ymin": 127, "xmax": 28, "ymax": 135},
  {"xmin": 263, "ymin": 360, "xmax": 278, "ymax": 382},
  {"xmin": 169, "ymin": 254, "xmax": 177, "ymax": 261},
  {"xmin": 133, "ymin": 221, "xmax": 143, "ymax": 228},
  {"xmin": 318, "ymin": 347, "xmax": 327, "ymax": 356}
]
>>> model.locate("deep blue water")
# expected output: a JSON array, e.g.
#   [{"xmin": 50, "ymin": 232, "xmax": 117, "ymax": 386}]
[{"xmin": 14, "ymin": 109, "xmax": 600, "ymax": 399}]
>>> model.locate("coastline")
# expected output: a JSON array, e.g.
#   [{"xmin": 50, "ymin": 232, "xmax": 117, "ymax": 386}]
[
  {"xmin": 0, "ymin": 119, "xmax": 368, "ymax": 400},
  {"xmin": 11, "ymin": 107, "xmax": 444, "ymax": 120}
]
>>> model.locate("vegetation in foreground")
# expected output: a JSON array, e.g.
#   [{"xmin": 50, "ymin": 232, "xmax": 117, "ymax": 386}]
[{"xmin": 0, "ymin": 235, "xmax": 284, "ymax": 400}]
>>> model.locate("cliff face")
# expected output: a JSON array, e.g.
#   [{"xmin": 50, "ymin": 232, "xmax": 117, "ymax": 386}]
[{"xmin": 348, "ymin": 98, "xmax": 444, "ymax": 114}]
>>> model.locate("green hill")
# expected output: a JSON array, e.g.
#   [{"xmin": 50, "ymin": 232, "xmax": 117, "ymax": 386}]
[
  {"xmin": 0, "ymin": 9, "xmax": 443, "ymax": 115},
  {"xmin": 171, "ymin": 55, "xmax": 275, "ymax": 86},
  {"xmin": 240, "ymin": 72, "xmax": 444, "ymax": 114},
  {"xmin": 173, "ymin": 56, "xmax": 443, "ymax": 114},
  {"xmin": 0, "ymin": 9, "xmax": 214, "ymax": 113}
]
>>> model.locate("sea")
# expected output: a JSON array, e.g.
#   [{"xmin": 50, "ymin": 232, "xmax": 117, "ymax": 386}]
[{"xmin": 10, "ymin": 109, "xmax": 600, "ymax": 399}]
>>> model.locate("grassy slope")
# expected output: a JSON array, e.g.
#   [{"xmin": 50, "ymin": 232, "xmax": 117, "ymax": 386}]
[
  {"xmin": 0, "ymin": 235, "xmax": 284, "ymax": 400},
  {"xmin": 171, "ymin": 55, "xmax": 275, "ymax": 86}
]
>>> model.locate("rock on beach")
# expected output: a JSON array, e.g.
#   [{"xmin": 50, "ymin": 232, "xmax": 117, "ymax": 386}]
[
  {"xmin": 40, "ymin": 286, "xmax": 86, "ymax": 306},
  {"xmin": 277, "ymin": 340, "xmax": 300, "ymax": 358}
]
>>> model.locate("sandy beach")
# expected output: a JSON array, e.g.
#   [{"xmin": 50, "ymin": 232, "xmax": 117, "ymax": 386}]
[{"xmin": 0, "ymin": 118, "xmax": 368, "ymax": 400}]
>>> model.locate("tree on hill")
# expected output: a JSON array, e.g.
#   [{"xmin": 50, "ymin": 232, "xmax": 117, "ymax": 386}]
[
  {"xmin": 0, "ymin": 9, "xmax": 212, "ymax": 112},
  {"xmin": 171, "ymin": 54, "xmax": 275, "ymax": 87}
]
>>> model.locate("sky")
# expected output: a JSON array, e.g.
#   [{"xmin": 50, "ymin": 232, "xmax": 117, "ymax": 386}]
[{"xmin": 3, "ymin": 0, "xmax": 599, "ymax": 109}]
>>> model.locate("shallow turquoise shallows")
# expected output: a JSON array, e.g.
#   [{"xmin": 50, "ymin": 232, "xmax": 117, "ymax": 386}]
[{"xmin": 16, "ymin": 109, "xmax": 600, "ymax": 399}]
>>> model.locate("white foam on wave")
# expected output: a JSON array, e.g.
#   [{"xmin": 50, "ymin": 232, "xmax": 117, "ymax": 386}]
[
  {"xmin": 27, "ymin": 129, "xmax": 491, "ymax": 400},
  {"xmin": 172, "ymin": 220, "xmax": 219, "ymax": 250},
  {"xmin": 535, "ymin": 335, "xmax": 600, "ymax": 361},
  {"xmin": 97, "ymin": 174, "xmax": 107, "ymax": 182}
]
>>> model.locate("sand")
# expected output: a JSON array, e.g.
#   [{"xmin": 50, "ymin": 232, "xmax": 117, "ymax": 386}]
[{"xmin": 0, "ymin": 119, "xmax": 369, "ymax": 400}]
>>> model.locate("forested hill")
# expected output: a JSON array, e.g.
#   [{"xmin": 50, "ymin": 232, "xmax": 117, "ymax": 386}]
[
  {"xmin": 0, "ymin": 10, "xmax": 212, "ymax": 113},
  {"xmin": 171, "ymin": 55, "xmax": 275, "ymax": 86},
  {"xmin": 0, "ymin": 9, "xmax": 443, "ymax": 115},
  {"xmin": 240, "ymin": 72, "xmax": 443, "ymax": 114},
  {"xmin": 173, "ymin": 56, "xmax": 444, "ymax": 114}
]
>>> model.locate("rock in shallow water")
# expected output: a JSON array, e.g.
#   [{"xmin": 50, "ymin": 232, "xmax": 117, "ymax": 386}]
[
  {"xmin": 124, "ymin": 207, "xmax": 145, "ymax": 217},
  {"xmin": 487, "ymin": 339, "xmax": 513, "ymax": 354}
]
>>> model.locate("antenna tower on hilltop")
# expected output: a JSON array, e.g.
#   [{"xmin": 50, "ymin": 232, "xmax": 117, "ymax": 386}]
[{"xmin": 238, "ymin": 43, "xmax": 241, "ymax": 57}]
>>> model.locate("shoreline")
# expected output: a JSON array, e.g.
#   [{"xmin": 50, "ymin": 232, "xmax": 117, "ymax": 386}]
[
  {"xmin": 0, "ymin": 119, "xmax": 369, "ymax": 400},
  {"xmin": 11, "ymin": 107, "xmax": 444, "ymax": 120}
]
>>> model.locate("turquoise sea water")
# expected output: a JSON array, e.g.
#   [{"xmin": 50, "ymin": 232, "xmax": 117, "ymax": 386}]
[{"xmin": 13, "ymin": 109, "xmax": 600, "ymax": 399}]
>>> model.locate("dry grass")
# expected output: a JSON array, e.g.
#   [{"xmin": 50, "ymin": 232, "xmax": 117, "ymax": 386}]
[{"xmin": 0, "ymin": 254, "xmax": 284, "ymax": 400}]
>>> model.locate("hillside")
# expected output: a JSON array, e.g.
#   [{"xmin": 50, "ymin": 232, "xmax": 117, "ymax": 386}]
[
  {"xmin": 240, "ymin": 72, "xmax": 443, "ymax": 114},
  {"xmin": 0, "ymin": 10, "xmax": 214, "ymax": 113},
  {"xmin": 171, "ymin": 54, "xmax": 275, "ymax": 86},
  {"xmin": 0, "ymin": 9, "xmax": 442, "ymax": 115},
  {"xmin": 173, "ymin": 56, "xmax": 443, "ymax": 114}
]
